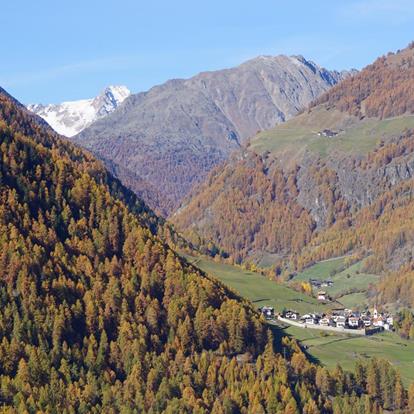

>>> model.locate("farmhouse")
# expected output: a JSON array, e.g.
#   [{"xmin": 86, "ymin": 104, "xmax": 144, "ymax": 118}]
[
  {"xmin": 348, "ymin": 317, "xmax": 360, "ymax": 328},
  {"xmin": 285, "ymin": 310, "xmax": 299, "ymax": 320},
  {"xmin": 319, "ymin": 317, "xmax": 331, "ymax": 326},
  {"xmin": 362, "ymin": 317, "xmax": 371, "ymax": 327},
  {"xmin": 373, "ymin": 315, "xmax": 384, "ymax": 327},
  {"xmin": 336, "ymin": 316, "xmax": 347, "ymax": 328},
  {"xmin": 260, "ymin": 306, "xmax": 274, "ymax": 320},
  {"xmin": 318, "ymin": 129, "xmax": 339, "ymax": 138},
  {"xmin": 317, "ymin": 290, "xmax": 327, "ymax": 301},
  {"xmin": 309, "ymin": 278, "xmax": 334, "ymax": 288},
  {"xmin": 300, "ymin": 313, "xmax": 320, "ymax": 325},
  {"xmin": 309, "ymin": 278, "xmax": 321, "ymax": 288}
]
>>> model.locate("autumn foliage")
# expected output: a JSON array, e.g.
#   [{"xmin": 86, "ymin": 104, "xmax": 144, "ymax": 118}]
[
  {"xmin": 311, "ymin": 44, "xmax": 414, "ymax": 119},
  {"xmin": 3, "ymin": 88, "xmax": 411, "ymax": 412}
]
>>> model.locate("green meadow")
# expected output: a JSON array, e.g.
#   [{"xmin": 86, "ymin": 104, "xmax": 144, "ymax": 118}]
[
  {"xmin": 292, "ymin": 257, "xmax": 379, "ymax": 308},
  {"xmin": 276, "ymin": 324, "xmax": 414, "ymax": 386},
  {"xmin": 250, "ymin": 107, "xmax": 414, "ymax": 161},
  {"xmin": 183, "ymin": 253, "xmax": 414, "ymax": 385},
  {"xmin": 183, "ymin": 254, "xmax": 329, "ymax": 314}
]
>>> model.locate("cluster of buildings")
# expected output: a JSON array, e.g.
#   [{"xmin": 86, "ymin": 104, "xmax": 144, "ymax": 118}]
[
  {"xmin": 317, "ymin": 129, "xmax": 340, "ymax": 138},
  {"xmin": 282, "ymin": 307, "xmax": 394, "ymax": 331},
  {"xmin": 309, "ymin": 278, "xmax": 334, "ymax": 288},
  {"xmin": 308, "ymin": 279, "xmax": 334, "ymax": 302}
]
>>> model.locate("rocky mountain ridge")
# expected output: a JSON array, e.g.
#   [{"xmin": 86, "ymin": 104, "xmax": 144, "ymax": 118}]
[
  {"xmin": 171, "ymin": 44, "xmax": 414, "ymax": 302},
  {"xmin": 74, "ymin": 55, "xmax": 355, "ymax": 215},
  {"xmin": 27, "ymin": 85, "xmax": 130, "ymax": 137}
]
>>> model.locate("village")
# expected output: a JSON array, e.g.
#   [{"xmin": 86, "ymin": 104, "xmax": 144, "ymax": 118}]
[{"xmin": 260, "ymin": 305, "xmax": 394, "ymax": 334}]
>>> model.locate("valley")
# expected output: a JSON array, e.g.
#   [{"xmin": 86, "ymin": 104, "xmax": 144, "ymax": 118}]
[
  {"xmin": 183, "ymin": 253, "xmax": 414, "ymax": 385},
  {"xmin": 3, "ymin": 6, "xmax": 414, "ymax": 409},
  {"xmin": 173, "ymin": 45, "xmax": 414, "ymax": 318},
  {"xmin": 182, "ymin": 253, "xmax": 331, "ymax": 314}
]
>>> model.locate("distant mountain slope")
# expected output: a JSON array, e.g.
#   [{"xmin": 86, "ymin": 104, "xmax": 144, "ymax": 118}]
[
  {"xmin": 27, "ymin": 85, "xmax": 130, "ymax": 136},
  {"xmin": 172, "ymin": 44, "xmax": 414, "ymax": 308},
  {"xmin": 74, "ymin": 56, "xmax": 354, "ymax": 215},
  {"xmin": 311, "ymin": 42, "xmax": 414, "ymax": 119}
]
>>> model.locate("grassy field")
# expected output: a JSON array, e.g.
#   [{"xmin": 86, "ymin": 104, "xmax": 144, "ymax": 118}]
[
  {"xmin": 292, "ymin": 257, "xmax": 379, "ymax": 308},
  {"xmin": 292, "ymin": 257, "xmax": 346, "ymax": 283},
  {"xmin": 250, "ymin": 107, "xmax": 414, "ymax": 164},
  {"xmin": 183, "ymin": 254, "xmax": 330, "ymax": 314},
  {"xmin": 183, "ymin": 253, "xmax": 414, "ymax": 385},
  {"xmin": 277, "ymin": 324, "xmax": 414, "ymax": 385},
  {"xmin": 338, "ymin": 292, "xmax": 367, "ymax": 309}
]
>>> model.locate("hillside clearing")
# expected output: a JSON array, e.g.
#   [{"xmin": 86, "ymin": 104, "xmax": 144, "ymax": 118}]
[{"xmin": 183, "ymin": 254, "xmax": 329, "ymax": 314}]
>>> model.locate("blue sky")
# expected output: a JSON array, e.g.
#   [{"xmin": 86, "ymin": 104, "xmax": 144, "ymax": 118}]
[{"xmin": 2, "ymin": 0, "xmax": 414, "ymax": 104}]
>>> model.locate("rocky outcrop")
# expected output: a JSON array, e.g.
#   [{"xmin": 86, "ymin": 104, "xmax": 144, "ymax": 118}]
[{"xmin": 172, "ymin": 129, "xmax": 414, "ymax": 265}]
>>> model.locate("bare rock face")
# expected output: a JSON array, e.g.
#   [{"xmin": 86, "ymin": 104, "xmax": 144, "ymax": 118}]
[{"xmin": 74, "ymin": 56, "xmax": 352, "ymax": 215}]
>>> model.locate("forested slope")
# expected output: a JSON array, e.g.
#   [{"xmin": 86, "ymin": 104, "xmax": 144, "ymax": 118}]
[
  {"xmin": 173, "ymin": 44, "xmax": 414, "ymax": 308},
  {"xmin": 2, "ymin": 88, "xmax": 410, "ymax": 412}
]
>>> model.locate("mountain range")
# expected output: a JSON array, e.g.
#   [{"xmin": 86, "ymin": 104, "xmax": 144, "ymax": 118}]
[
  {"xmin": 172, "ymin": 43, "xmax": 414, "ymax": 308},
  {"xmin": 3, "ymin": 31, "xmax": 414, "ymax": 411},
  {"xmin": 1, "ymin": 81, "xmax": 402, "ymax": 413},
  {"xmin": 71, "ymin": 55, "xmax": 355, "ymax": 215},
  {"xmin": 27, "ymin": 85, "xmax": 130, "ymax": 137}
]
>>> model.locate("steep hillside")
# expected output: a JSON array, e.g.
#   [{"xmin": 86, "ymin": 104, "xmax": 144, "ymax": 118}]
[
  {"xmin": 173, "ymin": 44, "xmax": 414, "ymax": 308},
  {"xmin": 27, "ymin": 85, "xmax": 130, "ymax": 137},
  {"xmin": 311, "ymin": 42, "xmax": 414, "ymax": 118},
  {"xmin": 2, "ymin": 87, "xmax": 405, "ymax": 412},
  {"xmin": 74, "ymin": 56, "xmax": 353, "ymax": 216}
]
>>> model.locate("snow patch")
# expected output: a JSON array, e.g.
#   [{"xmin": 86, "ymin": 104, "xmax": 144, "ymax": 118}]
[{"xmin": 27, "ymin": 85, "xmax": 131, "ymax": 137}]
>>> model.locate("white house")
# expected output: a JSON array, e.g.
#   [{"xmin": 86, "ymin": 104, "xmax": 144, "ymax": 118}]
[
  {"xmin": 285, "ymin": 310, "xmax": 299, "ymax": 320},
  {"xmin": 362, "ymin": 318, "xmax": 371, "ymax": 327},
  {"xmin": 317, "ymin": 291, "xmax": 327, "ymax": 301},
  {"xmin": 336, "ymin": 316, "xmax": 346, "ymax": 328},
  {"xmin": 261, "ymin": 306, "xmax": 274, "ymax": 319},
  {"xmin": 348, "ymin": 317, "xmax": 360, "ymax": 328},
  {"xmin": 386, "ymin": 316, "xmax": 394, "ymax": 326},
  {"xmin": 319, "ymin": 317, "xmax": 331, "ymax": 326}
]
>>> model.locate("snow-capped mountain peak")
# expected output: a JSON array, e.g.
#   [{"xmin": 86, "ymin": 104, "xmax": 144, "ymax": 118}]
[{"xmin": 27, "ymin": 85, "xmax": 131, "ymax": 137}]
